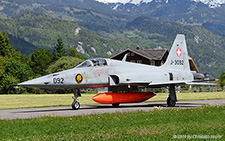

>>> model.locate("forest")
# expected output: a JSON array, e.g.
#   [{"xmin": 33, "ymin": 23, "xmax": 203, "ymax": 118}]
[{"xmin": 0, "ymin": 31, "xmax": 83, "ymax": 94}]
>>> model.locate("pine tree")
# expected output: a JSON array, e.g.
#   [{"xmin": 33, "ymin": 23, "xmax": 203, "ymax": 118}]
[
  {"xmin": 53, "ymin": 37, "xmax": 67, "ymax": 60},
  {"xmin": 29, "ymin": 48, "xmax": 53, "ymax": 75},
  {"xmin": 219, "ymin": 72, "xmax": 225, "ymax": 91},
  {"xmin": 0, "ymin": 31, "xmax": 13, "ymax": 58},
  {"xmin": 69, "ymin": 47, "xmax": 81, "ymax": 58}
]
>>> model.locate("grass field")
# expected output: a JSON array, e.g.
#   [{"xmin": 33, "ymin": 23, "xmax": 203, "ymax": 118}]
[
  {"xmin": 0, "ymin": 106, "xmax": 224, "ymax": 140},
  {"xmin": 0, "ymin": 92, "xmax": 225, "ymax": 109}
]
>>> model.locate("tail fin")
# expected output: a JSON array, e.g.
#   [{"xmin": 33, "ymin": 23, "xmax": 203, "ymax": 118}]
[{"xmin": 162, "ymin": 34, "xmax": 190, "ymax": 71}]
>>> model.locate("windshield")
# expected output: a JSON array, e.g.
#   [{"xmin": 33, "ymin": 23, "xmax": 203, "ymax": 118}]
[
  {"xmin": 90, "ymin": 58, "xmax": 107, "ymax": 67},
  {"xmin": 76, "ymin": 58, "xmax": 107, "ymax": 68},
  {"xmin": 76, "ymin": 60, "xmax": 92, "ymax": 68}
]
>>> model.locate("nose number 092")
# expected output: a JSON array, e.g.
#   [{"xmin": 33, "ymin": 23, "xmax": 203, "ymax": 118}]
[{"xmin": 53, "ymin": 78, "xmax": 64, "ymax": 84}]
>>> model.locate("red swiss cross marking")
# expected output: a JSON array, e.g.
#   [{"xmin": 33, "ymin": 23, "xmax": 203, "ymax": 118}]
[
  {"xmin": 96, "ymin": 70, "xmax": 101, "ymax": 76},
  {"xmin": 176, "ymin": 47, "xmax": 182, "ymax": 57}
]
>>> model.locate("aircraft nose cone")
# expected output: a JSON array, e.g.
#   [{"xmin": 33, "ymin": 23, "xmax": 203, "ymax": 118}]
[
  {"xmin": 18, "ymin": 79, "xmax": 42, "ymax": 86},
  {"xmin": 17, "ymin": 81, "xmax": 30, "ymax": 86},
  {"xmin": 17, "ymin": 76, "xmax": 50, "ymax": 88}
]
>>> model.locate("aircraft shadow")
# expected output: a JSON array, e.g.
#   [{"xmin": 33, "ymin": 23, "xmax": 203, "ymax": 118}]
[
  {"xmin": 12, "ymin": 102, "xmax": 202, "ymax": 113},
  {"xmin": 81, "ymin": 102, "xmax": 201, "ymax": 110}
]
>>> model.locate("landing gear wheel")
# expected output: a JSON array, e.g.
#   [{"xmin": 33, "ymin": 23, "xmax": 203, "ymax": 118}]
[
  {"xmin": 72, "ymin": 89, "xmax": 81, "ymax": 110},
  {"xmin": 112, "ymin": 103, "xmax": 120, "ymax": 107},
  {"xmin": 167, "ymin": 97, "xmax": 176, "ymax": 107},
  {"xmin": 72, "ymin": 101, "xmax": 80, "ymax": 110}
]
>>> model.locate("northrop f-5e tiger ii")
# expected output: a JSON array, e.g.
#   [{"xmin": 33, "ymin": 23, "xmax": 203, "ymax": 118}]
[{"xmin": 18, "ymin": 34, "xmax": 213, "ymax": 110}]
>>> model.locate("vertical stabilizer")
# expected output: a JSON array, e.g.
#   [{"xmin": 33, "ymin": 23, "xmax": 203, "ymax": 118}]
[{"xmin": 162, "ymin": 34, "xmax": 190, "ymax": 71}]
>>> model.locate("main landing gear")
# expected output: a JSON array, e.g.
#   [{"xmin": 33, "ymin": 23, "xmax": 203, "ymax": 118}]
[
  {"xmin": 167, "ymin": 85, "xmax": 177, "ymax": 107},
  {"xmin": 72, "ymin": 89, "xmax": 81, "ymax": 110},
  {"xmin": 112, "ymin": 103, "xmax": 120, "ymax": 107}
]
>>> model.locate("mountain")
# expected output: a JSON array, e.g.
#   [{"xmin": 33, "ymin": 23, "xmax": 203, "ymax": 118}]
[
  {"xmin": 0, "ymin": 1, "xmax": 225, "ymax": 78},
  {"xmin": 97, "ymin": 0, "xmax": 225, "ymax": 8},
  {"xmin": 1, "ymin": 0, "xmax": 225, "ymax": 37},
  {"xmin": 104, "ymin": 0, "xmax": 225, "ymax": 36},
  {"xmin": 124, "ymin": 17, "xmax": 225, "ymax": 77},
  {"xmin": 0, "ymin": 12, "xmax": 113, "ymax": 57},
  {"xmin": 0, "ymin": 0, "xmax": 131, "ymax": 39},
  {"xmin": 8, "ymin": 34, "xmax": 38, "ymax": 55},
  {"xmin": 105, "ymin": 0, "xmax": 225, "ymax": 23}
]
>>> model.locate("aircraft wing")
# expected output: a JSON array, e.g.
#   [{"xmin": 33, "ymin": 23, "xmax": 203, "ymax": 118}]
[
  {"xmin": 148, "ymin": 81, "xmax": 216, "ymax": 86},
  {"xmin": 148, "ymin": 81, "xmax": 186, "ymax": 86}
]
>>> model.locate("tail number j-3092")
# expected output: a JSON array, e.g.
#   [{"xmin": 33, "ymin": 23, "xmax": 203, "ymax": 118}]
[
  {"xmin": 170, "ymin": 60, "xmax": 184, "ymax": 65},
  {"xmin": 53, "ymin": 78, "xmax": 64, "ymax": 84}
]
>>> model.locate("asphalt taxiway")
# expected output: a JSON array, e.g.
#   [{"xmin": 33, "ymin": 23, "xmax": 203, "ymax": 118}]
[{"xmin": 0, "ymin": 99, "xmax": 224, "ymax": 120}]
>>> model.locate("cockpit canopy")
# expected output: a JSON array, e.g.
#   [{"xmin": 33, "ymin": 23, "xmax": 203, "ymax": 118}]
[{"xmin": 76, "ymin": 58, "xmax": 107, "ymax": 68}]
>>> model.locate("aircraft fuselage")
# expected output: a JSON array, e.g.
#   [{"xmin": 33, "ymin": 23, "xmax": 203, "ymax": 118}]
[{"xmin": 19, "ymin": 59, "xmax": 193, "ymax": 89}]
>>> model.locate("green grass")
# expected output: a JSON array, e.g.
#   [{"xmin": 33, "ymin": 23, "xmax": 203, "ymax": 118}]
[
  {"xmin": 147, "ymin": 91, "xmax": 225, "ymax": 102},
  {"xmin": 0, "ymin": 92, "xmax": 224, "ymax": 109},
  {"xmin": 0, "ymin": 94, "xmax": 97, "ymax": 109},
  {"xmin": 0, "ymin": 106, "xmax": 224, "ymax": 140}
]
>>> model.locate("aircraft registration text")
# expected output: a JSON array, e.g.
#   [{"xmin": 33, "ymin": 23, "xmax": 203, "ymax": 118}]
[{"xmin": 170, "ymin": 60, "xmax": 184, "ymax": 65}]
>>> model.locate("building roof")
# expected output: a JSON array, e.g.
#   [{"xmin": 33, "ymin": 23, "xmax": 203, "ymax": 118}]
[
  {"xmin": 111, "ymin": 48, "xmax": 168, "ymax": 60},
  {"xmin": 111, "ymin": 48, "xmax": 199, "ymax": 73}
]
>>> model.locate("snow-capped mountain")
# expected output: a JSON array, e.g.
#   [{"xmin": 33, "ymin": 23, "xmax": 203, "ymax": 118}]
[
  {"xmin": 96, "ymin": 0, "xmax": 225, "ymax": 8},
  {"xmin": 93, "ymin": 0, "xmax": 225, "ymax": 36},
  {"xmin": 195, "ymin": 0, "xmax": 225, "ymax": 8},
  {"xmin": 96, "ymin": 0, "xmax": 153, "ymax": 5}
]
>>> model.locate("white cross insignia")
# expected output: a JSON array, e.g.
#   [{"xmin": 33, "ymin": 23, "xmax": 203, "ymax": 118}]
[{"xmin": 176, "ymin": 48, "xmax": 182, "ymax": 57}]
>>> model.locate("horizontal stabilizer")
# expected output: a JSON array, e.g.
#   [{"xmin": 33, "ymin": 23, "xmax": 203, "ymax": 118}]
[{"xmin": 186, "ymin": 82, "xmax": 217, "ymax": 85}]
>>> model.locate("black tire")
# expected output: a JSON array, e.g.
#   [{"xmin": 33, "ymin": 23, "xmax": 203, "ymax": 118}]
[
  {"xmin": 72, "ymin": 101, "xmax": 80, "ymax": 110},
  {"xmin": 112, "ymin": 103, "xmax": 120, "ymax": 107},
  {"xmin": 167, "ymin": 97, "xmax": 176, "ymax": 107}
]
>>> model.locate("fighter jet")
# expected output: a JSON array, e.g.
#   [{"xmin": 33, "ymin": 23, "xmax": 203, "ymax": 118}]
[{"xmin": 18, "ymin": 34, "xmax": 214, "ymax": 110}]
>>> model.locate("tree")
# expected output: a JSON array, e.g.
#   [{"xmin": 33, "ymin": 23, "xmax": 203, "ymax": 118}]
[
  {"xmin": 53, "ymin": 37, "xmax": 67, "ymax": 60},
  {"xmin": 0, "ymin": 58, "xmax": 35, "ymax": 94},
  {"xmin": 0, "ymin": 32, "xmax": 32, "ymax": 94},
  {"xmin": 46, "ymin": 56, "xmax": 83, "ymax": 74},
  {"xmin": 219, "ymin": 72, "xmax": 225, "ymax": 91},
  {"xmin": 29, "ymin": 48, "xmax": 53, "ymax": 75},
  {"xmin": 68, "ymin": 47, "xmax": 81, "ymax": 58},
  {"xmin": 0, "ymin": 56, "xmax": 7, "ymax": 93},
  {"xmin": 1, "ymin": 73, "xmax": 20, "ymax": 94},
  {"xmin": 0, "ymin": 31, "xmax": 13, "ymax": 58},
  {"xmin": 4, "ymin": 58, "xmax": 35, "ymax": 82},
  {"xmin": 0, "ymin": 56, "xmax": 6, "ymax": 79}
]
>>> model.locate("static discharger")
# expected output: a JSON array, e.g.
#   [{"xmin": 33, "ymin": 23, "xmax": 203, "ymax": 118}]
[{"xmin": 92, "ymin": 92, "xmax": 156, "ymax": 104}]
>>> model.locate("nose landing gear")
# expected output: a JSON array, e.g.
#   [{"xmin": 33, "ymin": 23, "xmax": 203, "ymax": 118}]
[{"xmin": 72, "ymin": 89, "xmax": 81, "ymax": 110}]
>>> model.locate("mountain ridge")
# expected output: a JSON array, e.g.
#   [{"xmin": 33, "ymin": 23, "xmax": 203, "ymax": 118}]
[
  {"xmin": 97, "ymin": 0, "xmax": 225, "ymax": 8},
  {"xmin": 1, "ymin": 0, "xmax": 225, "ymax": 36},
  {"xmin": 0, "ymin": 1, "xmax": 225, "ymax": 78}
]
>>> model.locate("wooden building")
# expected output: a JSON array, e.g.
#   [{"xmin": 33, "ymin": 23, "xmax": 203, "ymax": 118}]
[{"xmin": 110, "ymin": 48, "xmax": 199, "ymax": 73}]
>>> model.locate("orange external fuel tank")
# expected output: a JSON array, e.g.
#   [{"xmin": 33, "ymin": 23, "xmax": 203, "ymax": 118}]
[{"xmin": 92, "ymin": 92, "xmax": 156, "ymax": 104}]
